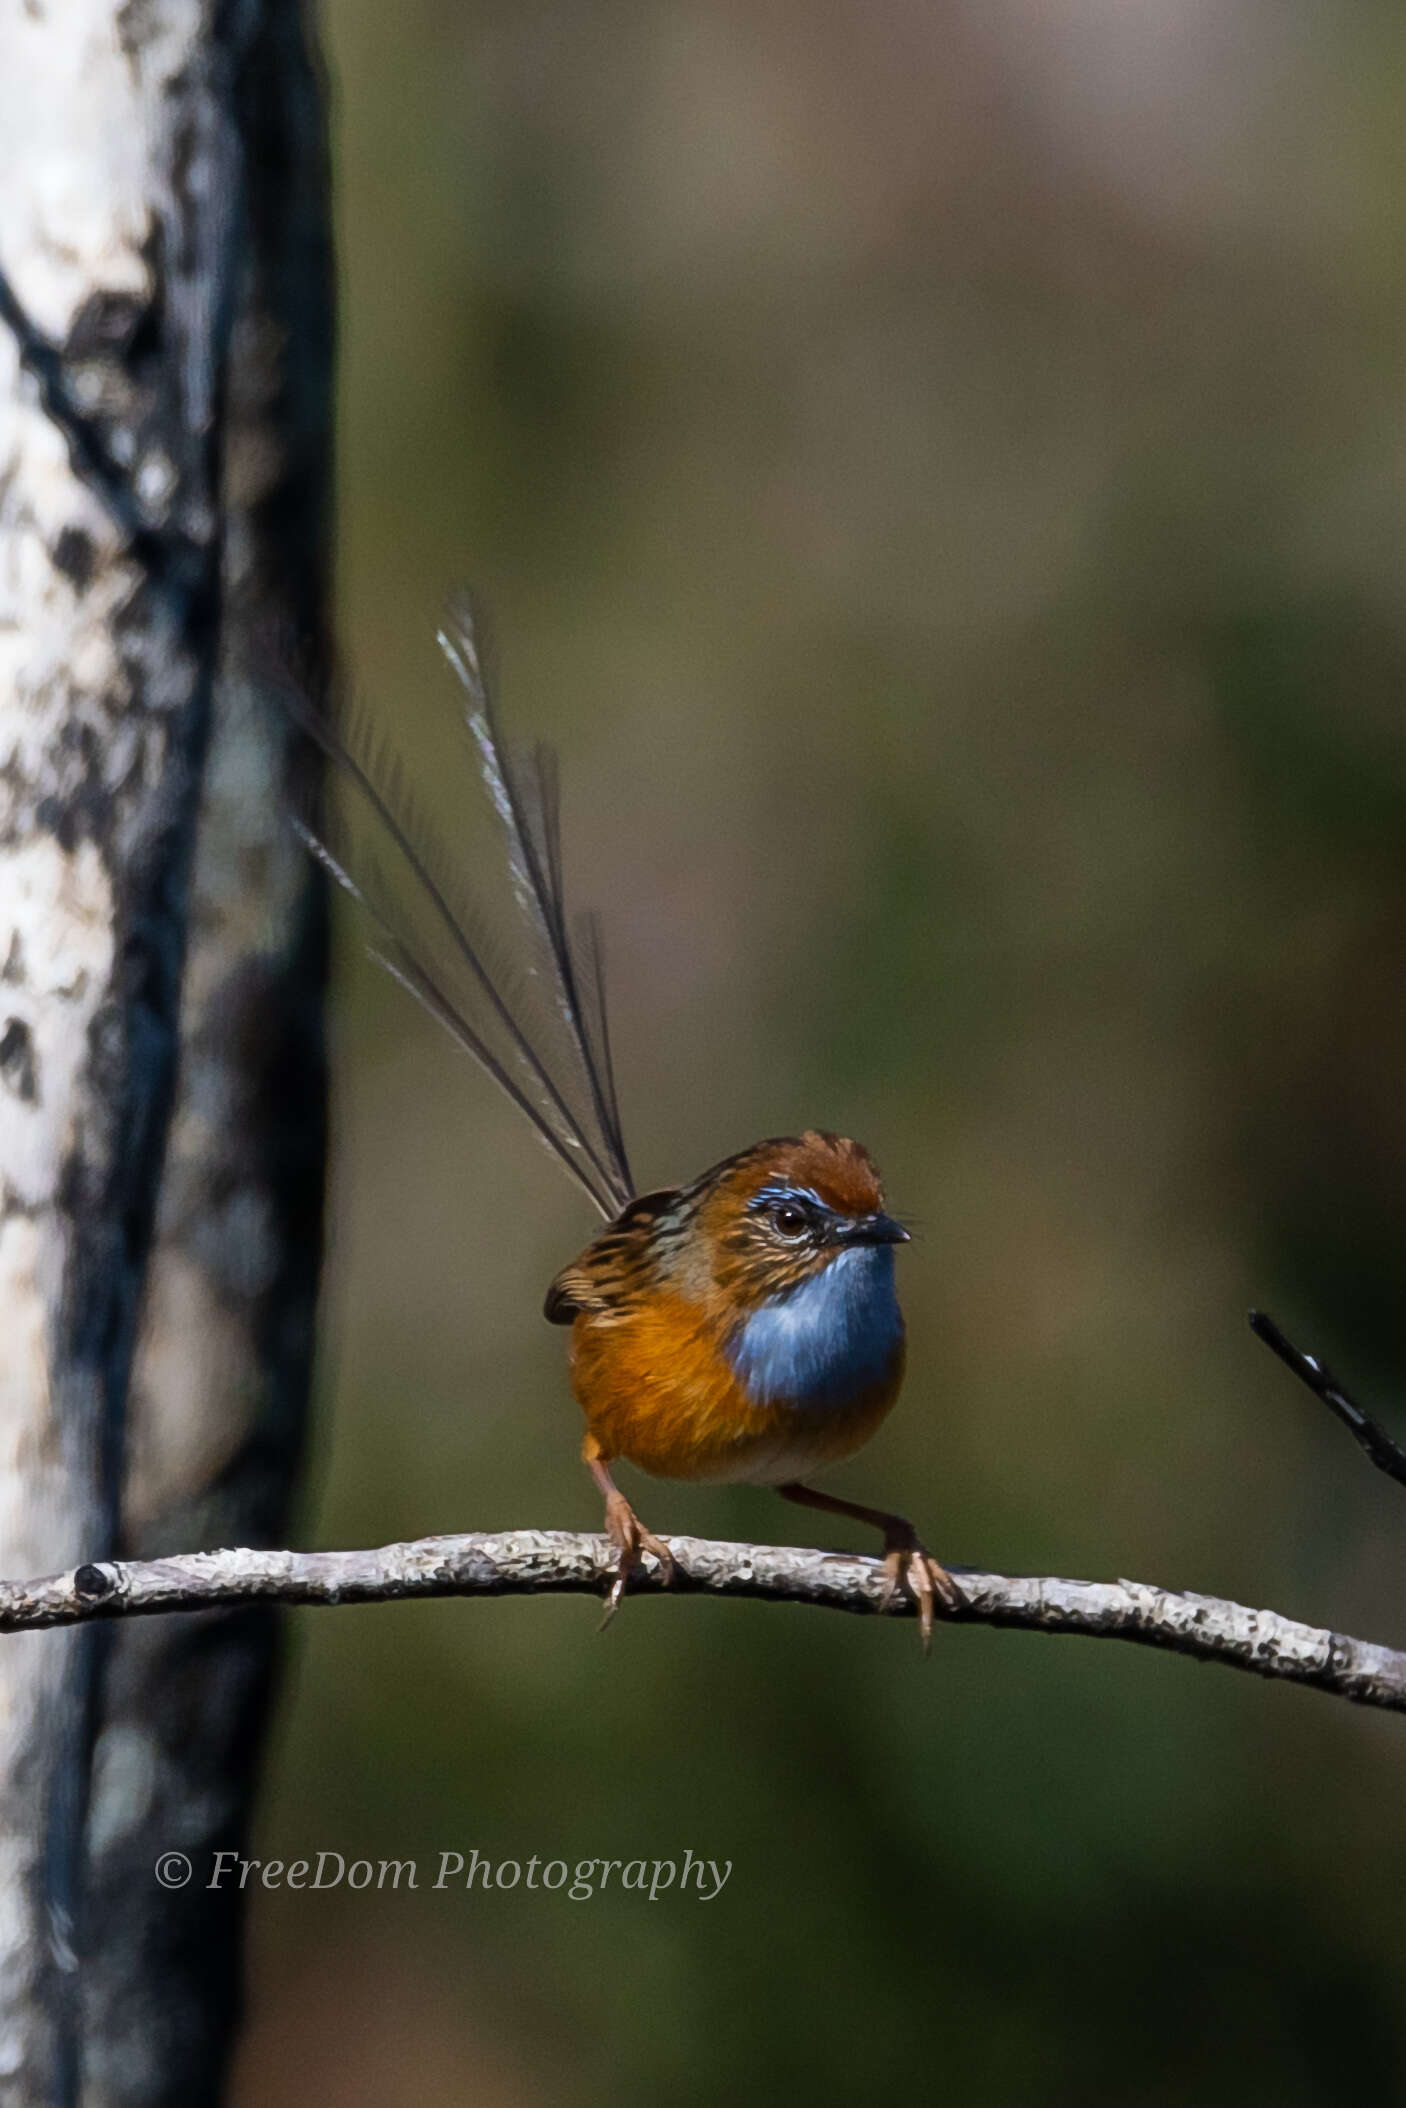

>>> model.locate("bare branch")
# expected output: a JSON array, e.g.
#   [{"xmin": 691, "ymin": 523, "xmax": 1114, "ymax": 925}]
[
  {"xmin": 0, "ymin": 1531, "xmax": 1401, "ymax": 1715},
  {"xmin": 1250, "ymin": 1311, "xmax": 1406, "ymax": 1493}
]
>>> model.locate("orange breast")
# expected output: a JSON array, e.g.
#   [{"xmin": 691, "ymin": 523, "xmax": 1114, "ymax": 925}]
[{"xmin": 569, "ymin": 1289, "xmax": 904, "ymax": 1487}]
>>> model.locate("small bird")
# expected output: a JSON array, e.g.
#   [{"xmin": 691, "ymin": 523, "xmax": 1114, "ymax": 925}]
[{"xmin": 294, "ymin": 602, "xmax": 963, "ymax": 1644}]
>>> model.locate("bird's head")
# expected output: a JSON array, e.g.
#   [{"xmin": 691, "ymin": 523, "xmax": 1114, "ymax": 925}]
[{"xmin": 685, "ymin": 1129, "xmax": 909, "ymax": 1311}]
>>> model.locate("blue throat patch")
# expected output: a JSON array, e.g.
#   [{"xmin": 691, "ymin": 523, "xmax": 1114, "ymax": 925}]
[{"xmin": 726, "ymin": 1246, "xmax": 902, "ymax": 1409}]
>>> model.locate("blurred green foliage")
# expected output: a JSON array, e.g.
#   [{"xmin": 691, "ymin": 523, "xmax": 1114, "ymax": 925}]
[{"xmin": 234, "ymin": 5, "xmax": 1406, "ymax": 2102}]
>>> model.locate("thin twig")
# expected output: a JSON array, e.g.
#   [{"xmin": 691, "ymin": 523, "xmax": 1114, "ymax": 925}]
[
  {"xmin": 1250, "ymin": 1311, "xmax": 1406, "ymax": 1493},
  {"xmin": 0, "ymin": 1531, "xmax": 1400, "ymax": 1715}
]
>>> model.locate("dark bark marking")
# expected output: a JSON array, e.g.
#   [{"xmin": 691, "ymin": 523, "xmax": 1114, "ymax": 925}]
[
  {"xmin": 51, "ymin": 527, "xmax": 96, "ymax": 591},
  {"xmin": 0, "ymin": 1017, "xmax": 38, "ymax": 1103}
]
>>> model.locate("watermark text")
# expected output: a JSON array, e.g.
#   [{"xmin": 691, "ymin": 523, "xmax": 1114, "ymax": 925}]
[{"xmin": 165, "ymin": 1848, "xmax": 731, "ymax": 1902}]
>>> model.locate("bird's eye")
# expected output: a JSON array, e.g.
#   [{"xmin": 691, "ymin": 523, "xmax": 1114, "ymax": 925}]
[{"xmin": 771, "ymin": 1203, "xmax": 810, "ymax": 1238}]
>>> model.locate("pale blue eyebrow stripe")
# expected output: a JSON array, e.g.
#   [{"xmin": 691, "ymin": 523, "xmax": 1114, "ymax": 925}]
[{"xmin": 750, "ymin": 1183, "xmax": 827, "ymax": 1212}]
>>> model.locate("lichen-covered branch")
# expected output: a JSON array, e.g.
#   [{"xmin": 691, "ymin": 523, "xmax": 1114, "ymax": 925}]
[{"xmin": 1, "ymin": 1530, "xmax": 1401, "ymax": 1715}]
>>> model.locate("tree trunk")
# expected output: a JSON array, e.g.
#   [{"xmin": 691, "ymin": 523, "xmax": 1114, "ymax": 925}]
[{"xmin": 0, "ymin": 4, "xmax": 331, "ymax": 2101}]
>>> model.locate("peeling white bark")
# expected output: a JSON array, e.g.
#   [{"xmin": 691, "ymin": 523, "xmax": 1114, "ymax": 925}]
[
  {"xmin": 0, "ymin": 2, "xmax": 255, "ymax": 2096},
  {"xmin": 81, "ymin": 11, "xmax": 333, "ymax": 2101}
]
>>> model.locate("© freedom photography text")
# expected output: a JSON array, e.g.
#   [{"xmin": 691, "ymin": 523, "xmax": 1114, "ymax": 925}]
[{"xmin": 154, "ymin": 1849, "xmax": 732, "ymax": 1901}]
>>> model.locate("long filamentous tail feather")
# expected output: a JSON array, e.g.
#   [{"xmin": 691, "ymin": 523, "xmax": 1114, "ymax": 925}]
[
  {"xmin": 278, "ymin": 601, "xmax": 635, "ymax": 1222},
  {"xmin": 438, "ymin": 598, "xmax": 635, "ymax": 1192}
]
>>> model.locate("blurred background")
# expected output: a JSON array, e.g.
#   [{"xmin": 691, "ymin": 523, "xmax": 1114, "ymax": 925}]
[{"xmin": 232, "ymin": 4, "xmax": 1406, "ymax": 2102}]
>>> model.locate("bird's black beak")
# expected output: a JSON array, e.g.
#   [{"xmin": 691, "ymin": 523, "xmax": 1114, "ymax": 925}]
[{"xmin": 832, "ymin": 1211, "xmax": 910, "ymax": 1248}]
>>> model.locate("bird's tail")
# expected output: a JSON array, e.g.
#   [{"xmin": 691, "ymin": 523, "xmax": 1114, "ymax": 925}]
[{"xmin": 275, "ymin": 597, "xmax": 635, "ymax": 1221}]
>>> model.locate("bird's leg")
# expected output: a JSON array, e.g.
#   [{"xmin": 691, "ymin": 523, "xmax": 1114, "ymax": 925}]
[
  {"xmin": 776, "ymin": 1481, "xmax": 964, "ymax": 1651},
  {"xmin": 583, "ymin": 1434, "xmax": 675, "ymax": 1626}
]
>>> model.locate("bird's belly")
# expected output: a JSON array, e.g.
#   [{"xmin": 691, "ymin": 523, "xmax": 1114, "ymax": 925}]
[
  {"xmin": 570, "ymin": 1255, "xmax": 905, "ymax": 1486},
  {"xmin": 698, "ymin": 1370, "xmax": 903, "ymax": 1486}
]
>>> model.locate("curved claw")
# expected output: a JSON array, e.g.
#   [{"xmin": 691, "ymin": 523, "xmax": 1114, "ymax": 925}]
[
  {"xmin": 598, "ymin": 1492, "xmax": 674, "ymax": 1630},
  {"xmin": 880, "ymin": 1535, "xmax": 965, "ymax": 1654},
  {"xmin": 774, "ymin": 1482, "xmax": 963, "ymax": 1656},
  {"xmin": 599, "ymin": 1563, "xmax": 630, "ymax": 1631}
]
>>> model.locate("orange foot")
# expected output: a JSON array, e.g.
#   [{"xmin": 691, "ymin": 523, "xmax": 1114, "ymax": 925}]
[
  {"xmin": 878, "ymin": 1524, "xmax": 965, "ymax": 1653},
  {"xmin": 776, "ymin": 1481, "xmax": 964, "ymax": 1654},
  {"xmin": 600, "ymin": 1488, "xmax": 675, "ymax": 1628}
]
